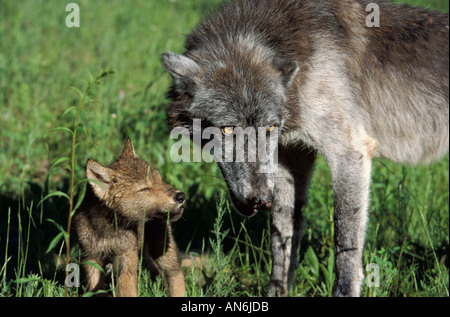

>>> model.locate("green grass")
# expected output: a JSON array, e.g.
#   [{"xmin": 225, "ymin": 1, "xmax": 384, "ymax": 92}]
[{"xmin": 0, "ymin": 0, "xmax": 448, "ymax": 297}]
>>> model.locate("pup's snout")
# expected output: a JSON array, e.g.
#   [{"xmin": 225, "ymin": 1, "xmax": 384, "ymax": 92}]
[{"xmin": 174, "ymin": 191, "xmax": 186, "ymax": 204}]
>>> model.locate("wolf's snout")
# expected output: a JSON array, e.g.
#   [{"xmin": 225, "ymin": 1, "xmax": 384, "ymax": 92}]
[
  {"xmin": 248, "ymin": 195, "xmax": 273, "ymax": 210},
  {"xmin": 174, "ymin": 191, "xmax": 186, "ymax": 204}
]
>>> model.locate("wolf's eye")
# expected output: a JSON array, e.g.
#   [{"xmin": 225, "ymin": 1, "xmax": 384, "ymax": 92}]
[
  {"xmin": 222, "ymin": 127, "xmax": 234, "ymax": 136},
  {"xmin": 267, "ymin": 125, "xmax": 277, "ymax": 133}
]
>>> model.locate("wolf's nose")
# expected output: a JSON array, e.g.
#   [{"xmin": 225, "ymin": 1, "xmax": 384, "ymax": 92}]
[{"xmin": 174, "ymin": 192, "xmax": 185, "ymax": 204}]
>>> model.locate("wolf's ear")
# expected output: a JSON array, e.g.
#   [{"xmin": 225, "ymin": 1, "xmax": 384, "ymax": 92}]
[
  {"xmin": 86, "ymin": 159, "xmax": 111, "ymax": 198},
  {"xmin": 120, "ymin": 138, "xmax": 138, "ymax": 159},
  {"xmin": 272, "ymin": 57, "xmax": 300, "ymax": 89},
  {"xmin": 162, "ymin": 51, "xmax": 201, "ymax": 92}
]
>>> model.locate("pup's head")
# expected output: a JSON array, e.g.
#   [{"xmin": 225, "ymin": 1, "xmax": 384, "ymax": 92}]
[
  {"xmin": 162, "ymin": 48, "xmax": 299, "ymax": 217},
  {"xmin": 86, "ymin": 139, "xmax": 185, "ymax": 222}
]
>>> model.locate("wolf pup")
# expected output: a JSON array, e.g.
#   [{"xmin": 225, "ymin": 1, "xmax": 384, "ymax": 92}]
[
  {"xmin": 74, "ymin": 139, "xmax": 186, "ymax": 297},
  {"xmin": 162, "ymin": 0, "xmax": 449, "ymax": 296}
]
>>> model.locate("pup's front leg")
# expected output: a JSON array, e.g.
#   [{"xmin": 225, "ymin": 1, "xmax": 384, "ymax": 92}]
[
  {"xmin": 83, "ymin": 257, "xmax": 105, "ymax": 294},
  {"xmin": 158, "ymin": 239, "xmax": 185, "ymax": 297},
  {"xmin": 145, "ymin": 221, "xmax": 185, "ymax": 297},
  {"xmin": 116, "ymin": 248, "xmax": 139, "ymax": 297}
]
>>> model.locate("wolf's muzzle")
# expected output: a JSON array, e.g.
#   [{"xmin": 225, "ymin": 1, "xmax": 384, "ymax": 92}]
[{"xmin": 248, "ymin": 196, "xmax": 273, "ymax": 211}]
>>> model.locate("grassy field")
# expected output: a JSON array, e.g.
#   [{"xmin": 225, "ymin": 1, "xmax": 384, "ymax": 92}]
[{"xmin": 0, "ymin": 0, "xmax": 448, "ymax": 297}]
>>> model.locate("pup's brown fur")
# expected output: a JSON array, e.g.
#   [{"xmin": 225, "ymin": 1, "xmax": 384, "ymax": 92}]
[{"xmin": 73, "ymin": 139, "xmax": 186, "ymax": 297}]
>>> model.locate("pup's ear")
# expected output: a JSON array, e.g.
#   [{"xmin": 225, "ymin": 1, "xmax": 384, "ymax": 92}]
[
  {"xmin": 272, "ymin": 56, "xmax": 300, "ymax": 88},
  {"xmin": 120, "ymin": 138, "xmax": 138, "ymax": 159},
  {"xmin": 162, "ymin": 51, "xmax": 201, "ymax": 92},
  {"xmin": 86, "ymin": 159, "xmax": 112, "ymax": 199}
]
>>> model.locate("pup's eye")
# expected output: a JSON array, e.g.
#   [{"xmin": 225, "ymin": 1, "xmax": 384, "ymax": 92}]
[
  {"xmin": 139, "ymin": 187, "xmax": 150, "ymax": 192},
  {"xmin": 267, "ymin": 125, "xmax": 277, "ymax": 133},
  {"xmin": 222, "ymin": 127, "xmax": 234, "ymax": 136}
]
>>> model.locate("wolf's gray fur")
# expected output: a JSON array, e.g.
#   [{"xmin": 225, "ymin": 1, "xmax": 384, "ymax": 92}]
[{"xmin": 162, "ymin": 0, "xmax": 449, "ymax": 296}]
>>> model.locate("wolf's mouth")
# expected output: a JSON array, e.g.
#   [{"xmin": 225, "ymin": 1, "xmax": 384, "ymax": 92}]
[
  {"xmin": 218, "ymin": 166, "xmax": 272, "ymax": 217},
  {"xmin": 229, "ymin": 191, "xmax": 259, "ymax": 218}
]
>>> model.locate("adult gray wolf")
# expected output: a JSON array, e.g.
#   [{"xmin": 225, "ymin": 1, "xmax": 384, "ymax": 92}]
[{"xmin": 162, "ymin": 0, "xmax": 449, "ymax": 296}]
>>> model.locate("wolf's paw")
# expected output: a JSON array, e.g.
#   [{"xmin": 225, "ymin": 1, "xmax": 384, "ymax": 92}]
[
  {"xmin": 332, "ymin": 280, "xmax": 361, "ymax": 297},
  {"xmin": 267, "ymin": 280, "xmax": 289, "ymax": 297}
]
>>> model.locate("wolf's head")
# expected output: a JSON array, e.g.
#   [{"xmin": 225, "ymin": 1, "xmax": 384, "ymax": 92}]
[{"xmin": 162, "ymin": 45, "xmax": 299, "ymax": 217}]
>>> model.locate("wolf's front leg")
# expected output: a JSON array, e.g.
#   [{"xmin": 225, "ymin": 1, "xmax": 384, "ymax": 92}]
[
  {"xmin": 268, "ymin": 147, "xmax": 315, "ymax": 296},
  {"xmin": 329, "ymin": 147, "xmax": 374, "ymax": 297},
  {"xmin": 268, "ymin": 190, "xmax": 302, "ymax": 296}
]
